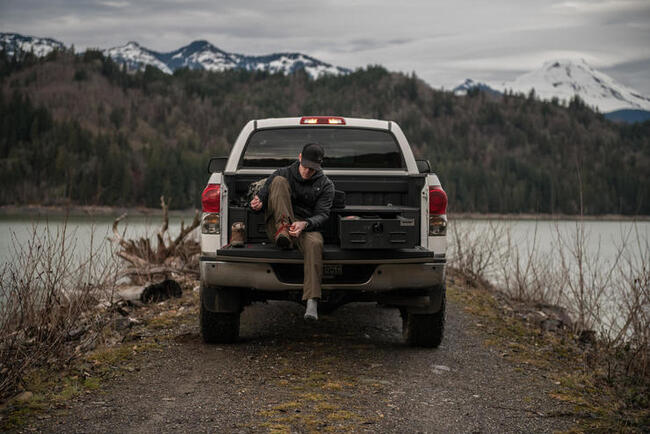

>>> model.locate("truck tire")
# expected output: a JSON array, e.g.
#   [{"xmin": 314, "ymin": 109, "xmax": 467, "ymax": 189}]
[
  {"xmin": 200, "ymin": 300, "xmax": 240, "ymax": 344},
  {"xmin": 402, "ymin": 286, "xmax": 446, "ymax": 348}
]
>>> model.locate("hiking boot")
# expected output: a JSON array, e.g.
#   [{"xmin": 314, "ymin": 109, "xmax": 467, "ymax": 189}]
[
  {"xmin": 304, "ymin": 298, "xmax": 318, "ymax": 321},
  {"xmin": 274, "ymin": 218, "xmax": 292, "ymax": 250},
  {"xmin": 231, "ymin": 222, "xmax": 245, "ymax": 247}
]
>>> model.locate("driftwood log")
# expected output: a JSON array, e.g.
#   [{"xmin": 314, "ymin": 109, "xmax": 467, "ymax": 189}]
[{"xmin": 110, "ymin": 196, "xmax": 201, "ymax": 284}]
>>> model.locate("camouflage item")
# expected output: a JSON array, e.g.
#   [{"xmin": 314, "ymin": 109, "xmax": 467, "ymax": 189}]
[{"xmin": 247, "ymin": 177, "xmax": 268, "ymax": 202}]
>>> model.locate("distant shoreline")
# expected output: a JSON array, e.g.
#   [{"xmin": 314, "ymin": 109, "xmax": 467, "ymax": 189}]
[
  {"xmin": 1, "ymin": 205, "xmax": 648, "ymax": 221},
  {"xmin": 449, "ymin": 212, "xmax": 650, "ymax": 221},
  {"xmin": 0, "ymin": 205, "xmax": 197, "ymax": 218}
]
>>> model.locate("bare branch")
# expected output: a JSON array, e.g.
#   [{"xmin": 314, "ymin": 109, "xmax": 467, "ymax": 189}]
[{"xmin": 171, "ymin": 210, "xmax": 200, "ymax": 251}]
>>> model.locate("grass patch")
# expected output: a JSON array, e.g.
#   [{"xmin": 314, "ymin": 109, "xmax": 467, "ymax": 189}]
[
  {"xmin": 447, "ymin": 278, "xmax": 650, "ymax": 433},
  {"xmin": 1, "ymin": 314, "xmax": 166, "ymax": 430}
]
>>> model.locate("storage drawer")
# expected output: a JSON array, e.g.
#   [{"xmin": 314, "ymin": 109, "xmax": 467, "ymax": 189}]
[{"xmin": 338, "ymin": 214, "xmax": 418, "ymax": 249}]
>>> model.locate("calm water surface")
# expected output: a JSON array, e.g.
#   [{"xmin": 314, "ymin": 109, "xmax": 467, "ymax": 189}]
[
  {"xmin": 0, "ymin": 214, "xmax": 198, "ymax": 266},
  {"xmin": 2, "ymin": 215, "xmax": 648, "ymax": 266}
]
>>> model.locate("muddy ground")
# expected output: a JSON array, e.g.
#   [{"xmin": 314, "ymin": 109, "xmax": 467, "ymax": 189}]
[{"xmin": 20, "ymin": 284, "xmax": 577, "ymax": 434}]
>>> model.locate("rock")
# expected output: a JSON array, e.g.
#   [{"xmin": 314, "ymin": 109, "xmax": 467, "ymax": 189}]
[
  {"xmin": 112, "ymin": 316, "xmax": 140, "ymax": 331},
  {"xmin": 66, "ymin": 326, "xmax": 87, "ymax": 341},
  {"xmin": 117, "ymin": 279, "xmax": 182, "ymax": 304},
  {"xmin": 141, "ymin": 279, "xmax": 182, "ymax": 303},
  {"xmin": 15, "ymin": 391, "xmax": 33, "ymax": 402},
  {"xmin": 579, "ymin": 329, "xmax": 597, "ymax": 344},
  {"xmin": 536, "ymin": 303, "xmax": 573, "ymax": 327},
  {"xmin": 541, "ymin": 319, "xmax": 564, "ymax": 332},
  {"xmin": 95, "ymin": 301, "xmax": 111, "ymax": 311},
  {"xmin": 112, "ymin": 317, "xmax": 132, "ymax": 331},
  {"xmin": 115, "ymin": 303, "xmax": 131, "ymax": 317},
  {"xmin": 115, "ymin": 275, "xmax": 132, "ymax": 286},
  {"xmin": 79, "ymin": 334, "xmax": 98, "ymax": 352}
]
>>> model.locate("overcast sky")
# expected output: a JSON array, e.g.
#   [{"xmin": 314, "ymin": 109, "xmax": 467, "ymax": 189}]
[{"xmin": 1, "ymin": 0, "xmax": 649, "ymax": 93}]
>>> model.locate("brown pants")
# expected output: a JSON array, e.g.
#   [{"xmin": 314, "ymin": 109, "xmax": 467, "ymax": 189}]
[{"xmin": 265, "ymin": 176, "xmax": 323, "ymax": 300}]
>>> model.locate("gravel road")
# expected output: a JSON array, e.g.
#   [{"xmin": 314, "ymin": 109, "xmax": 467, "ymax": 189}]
[{"xmin": 34, "ymin": 297, "xmax": 573, "ymax": 433}]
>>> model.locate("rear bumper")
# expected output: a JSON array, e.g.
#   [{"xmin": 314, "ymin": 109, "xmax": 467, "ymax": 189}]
[{"xmin": 200, "ymin": 259, "xmax": 445, "ymax": 291}]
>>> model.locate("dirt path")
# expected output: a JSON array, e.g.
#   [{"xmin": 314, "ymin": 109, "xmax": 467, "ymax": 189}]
[{"xmin": 32, "ymin": 295, "xmax": 573, "ymax": 433}]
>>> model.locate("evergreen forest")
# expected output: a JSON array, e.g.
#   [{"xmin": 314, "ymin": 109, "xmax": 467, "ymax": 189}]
[{"xmin": 1, "ymin": 49, "xmax": 648, "ymax": 214}]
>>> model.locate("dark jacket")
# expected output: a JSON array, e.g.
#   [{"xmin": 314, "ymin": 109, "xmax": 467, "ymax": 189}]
[{"xmin": 257, "ymin": 161, "xmax": 335, "ymax": 231}]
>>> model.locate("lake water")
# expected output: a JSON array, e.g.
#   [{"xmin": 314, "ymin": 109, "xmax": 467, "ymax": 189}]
[
  {"xmin": 0, "ymin": 214, "xmax": 199, "ymax": 268},
  {"xmin": 2, "ymin": 214, "xmax": 647, "ymax": 271},
  {"xmin": 1, "ymin": 214, "xmax": 648, "ymax": 332},
  {"xmin": 449, "ymin": 218, "xmax": 649, "ymax": 269}
]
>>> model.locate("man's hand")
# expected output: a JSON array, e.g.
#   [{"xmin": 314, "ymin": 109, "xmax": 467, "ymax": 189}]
[
  {"xmin": 250, "ymin": 195, "xmax": 262, "ymax": 211},
  {"xmin": 289, "ymin": 221, "xmax": 308, "ymax": 237}
]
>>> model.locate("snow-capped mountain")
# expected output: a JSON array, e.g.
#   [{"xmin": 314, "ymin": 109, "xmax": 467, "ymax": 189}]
[
  {"xmin": 104, "ymin": 41, "xmax": 173, "ymax": 74},
  {"xmin": 157, "ymin": 40, "xmax": 238, "ymax": 72},
  {"xmin": 103, "ymin": 39, "xmax": 350, "ymax": 78},
  {"xmin": 498, "ymin": 59, "xmax": 650, "ymax": 113},
  {"xmin": 0, "ymin": 32, "xmax": 350, "ymax": 79},
  {"xmin": 453, "ymin": 79, "xmax": 500, "ymax": 96},
  {"xmin": 0, "ymin": 33, "xmax": 66, "ymax": 57},
  {"xmin": 240, "ymin": 52, "xmax": 348, "ymax": 77},
  {"xmin": 456, "ymin": 59, "xmax": 650, "ymax": 114}
]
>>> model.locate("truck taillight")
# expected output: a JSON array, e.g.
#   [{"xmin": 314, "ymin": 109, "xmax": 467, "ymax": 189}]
[
  {"xmin": 202, "ymin": 184, "xmax": 221, "ymax": 212},
  {"xmin": 201, "ymin": 184, "xmax": 221, "ymax": 235},
  {"xmin": 429, "ymin": 187, "xmax": 447, "ymax": 215},
  {"xmin": 429, "ymin": 186, "xmax": 447, "ymax": 236}
]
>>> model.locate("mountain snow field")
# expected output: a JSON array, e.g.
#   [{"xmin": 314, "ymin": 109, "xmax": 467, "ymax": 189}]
[{"xmin": 3, "ymin": 32, "xmax": 649, "ymax": 116}]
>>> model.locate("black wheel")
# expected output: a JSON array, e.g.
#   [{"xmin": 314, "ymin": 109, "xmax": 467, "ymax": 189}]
[
  {"xmin": 200, "ymin": 296, "xmax": 240, "ymax": 344},
  {"xmin": 402, "ymin": 286, "xmax": 446, "ymax": 348}
]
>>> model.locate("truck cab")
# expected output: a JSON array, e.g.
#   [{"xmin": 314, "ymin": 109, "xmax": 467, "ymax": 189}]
[{"xmin": 199, "ymin": 116, "xmax": 448, "ymax": 347}]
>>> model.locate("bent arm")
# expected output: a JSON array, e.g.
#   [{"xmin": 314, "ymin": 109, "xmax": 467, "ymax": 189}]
[{"xmin": 305, "ymin": 182, "xmax": 334, "ymax": 231}]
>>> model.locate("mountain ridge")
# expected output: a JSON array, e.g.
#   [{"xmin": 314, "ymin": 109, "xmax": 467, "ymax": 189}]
[
  {"xmin": 0, "ymin": 32, "xmax": 351, "ymax": 79},
  {"xmin": 454, "ymin": 59, "xmax": 650, "ymax": 117},
  {"xmin": 4, "ymin": 32, "xmax": 649, "ymax": 118}
]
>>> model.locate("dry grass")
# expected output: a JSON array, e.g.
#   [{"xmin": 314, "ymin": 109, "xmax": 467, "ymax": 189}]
[
  {"xmin": 449, "ymin": 218, "xmax": 650, "ymax": 430},
  {"xmin": 0, "ymin": 220, "xmax": 119, "ymax": 401}
]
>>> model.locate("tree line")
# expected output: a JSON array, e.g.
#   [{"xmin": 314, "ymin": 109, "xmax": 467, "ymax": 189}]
[{"xmin": 0, "ymin": 49, "xmax": 648, "ymax": 214}]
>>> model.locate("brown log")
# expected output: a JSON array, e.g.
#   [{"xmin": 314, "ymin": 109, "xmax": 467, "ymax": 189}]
[
  {"xmin": 109, "ymin": 197, "xmax": 200, "ymax": 283},
  {"xmin": 118, "ymin": 266, "xmax": 199, "ymax": 278},
  {"xmin": 157, "ymin": 196, "xmax": 169, "ymax": 261},
  {"xmin": 117, "ymin": 251, "xmax": 149, "ymax": 268},
  {"xmin": 171, "ymin": 210, "xmax": 200, "ymax": 252},
  {"xmin": 110, "ymin": 213, "xmax": 130, "ymax": 249}
]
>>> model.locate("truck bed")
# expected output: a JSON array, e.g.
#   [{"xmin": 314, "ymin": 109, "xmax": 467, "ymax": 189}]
[{"xmin": 225, "ymin": 174, "xmax": 426, "ymax": 245}]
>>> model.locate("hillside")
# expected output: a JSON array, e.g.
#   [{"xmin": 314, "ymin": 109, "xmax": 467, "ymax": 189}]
[{"xmin": 1, "ymin": 49, "xmax": 648, "ymax": 214}]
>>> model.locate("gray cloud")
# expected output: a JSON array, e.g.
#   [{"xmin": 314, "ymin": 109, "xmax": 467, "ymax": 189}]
[{"xmin": 1, "ymin": 0, "xmax": 648, "ymax": 93}]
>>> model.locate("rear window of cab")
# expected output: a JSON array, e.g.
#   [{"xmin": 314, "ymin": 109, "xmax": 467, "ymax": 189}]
[{"xmin": 240, "ymin": 127, "xmax": 405, "ymax": 169}]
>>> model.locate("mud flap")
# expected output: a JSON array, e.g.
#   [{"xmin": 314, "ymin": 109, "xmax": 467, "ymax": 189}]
[
  {"xmin": 380, "ymin": 285, "xmax": 444, "ymax": 314},
  {"xmin": 201, "ymin": 286, "xmax": 242, "ymax": 313}
]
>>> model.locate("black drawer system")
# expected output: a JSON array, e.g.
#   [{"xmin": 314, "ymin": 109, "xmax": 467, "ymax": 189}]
[
  {"xmin": 228, "ymin": 206, "xmax": 419, "ymax": 249},
  {"xmin": 338, "ymin": 214, "xmax": 418, "ymax": 249}
]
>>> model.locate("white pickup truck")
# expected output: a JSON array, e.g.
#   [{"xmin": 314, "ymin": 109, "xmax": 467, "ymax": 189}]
[{"xmin": 199, "ymin": 116, "xmax": 448, "ymax": 347}]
